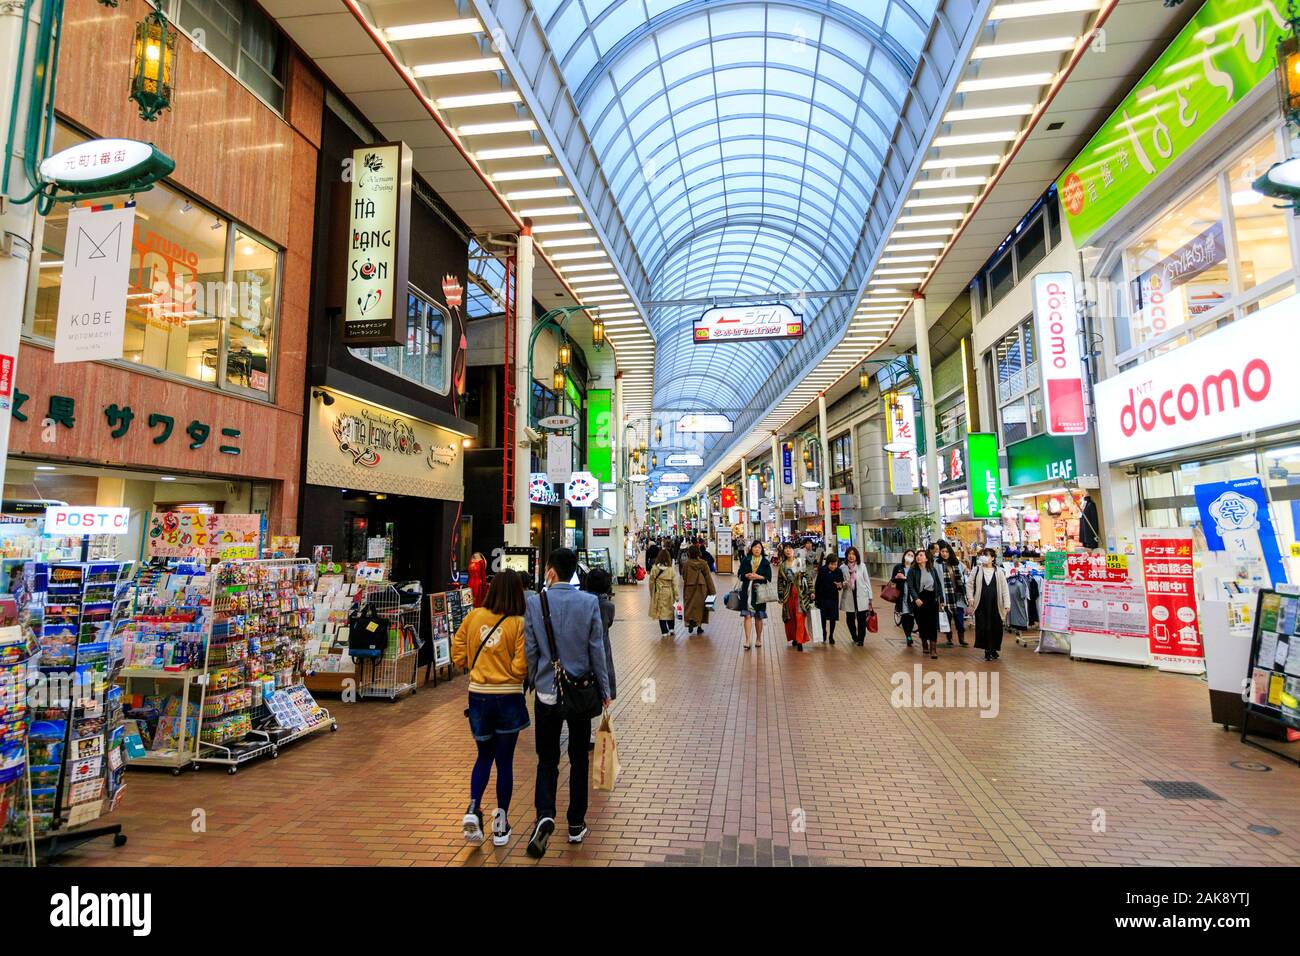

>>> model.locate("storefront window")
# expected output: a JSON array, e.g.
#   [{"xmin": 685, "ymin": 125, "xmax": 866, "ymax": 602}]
[
  {"xmin": 991, "ymin": 318, "xmax": 1040, "ymax": 447},
  {"xmin": 1117, "ymin": 131, "xmax": 1296, "ymax": 358},
  {"xmin": 28, "ymin": 126, "xmax": 279, "ymax": 398},
  {"xmin": 173, "ymin": 0, "xmax": 286, "ymax": 111},
  {"xmin": 829, "ymin": 432, "xmax": 852, "ymax": 489},
  {"xmin": 349, "ymin": 289, "xmax": 451, "ymax": 395}
]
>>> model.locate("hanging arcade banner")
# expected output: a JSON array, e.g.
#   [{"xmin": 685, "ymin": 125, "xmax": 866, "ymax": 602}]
[
  {"xmin": 342, "ymin": 142, "xmax": 412, "ymax": 346},
  {"xmin": 546, "ymin": 433, "xmax": 572, "ymax": 484},
  {"xmin": 1137, "ymin": 528, "xmax": 1203, "ymax": 674},
  {"xmin": 886, "ymin": 392, "xmax": 919, "ymax": 493},
  {"xmin": 1193, "ymin": 477, "xmax": 1288, "ymax": 589},
  {"xmin": 1031, "ymin": 273, "xmax": 1087, "ymax": 436},
  {"xmin": 528, "ymin": 472, "xmax": 559, "ymax": 505},
  {"xmin": 632, "ymin": 482, "xmax": 646, "ymax": 520},
  {"xmin": 692, "ymin": 303, "xmax": 803, "ymax": 343},
  {"xmin": 54, "ymin": 204, "xmax": 136, "ymax": 364}
]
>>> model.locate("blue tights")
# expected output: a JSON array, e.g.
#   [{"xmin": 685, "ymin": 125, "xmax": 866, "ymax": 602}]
[{"xmin": 470, "ymin": 732, "xmax": 519, "ymax": 811}]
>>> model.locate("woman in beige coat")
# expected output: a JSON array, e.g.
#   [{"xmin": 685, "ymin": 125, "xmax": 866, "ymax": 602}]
[
  {"xmin": 647, "ymin": 548, "xmax": 677, "ymax": 636},
  {"xmin": 681, "ymin": 544, "xmax": 716, "ymax": 636}
]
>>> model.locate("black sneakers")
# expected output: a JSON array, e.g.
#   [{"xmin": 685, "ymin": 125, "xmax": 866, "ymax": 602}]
[
  {"xmin": 526, "ymin": 817, "xmax": 555, "ymax": 858},
  {"xmin": 568, "ymin": 823, "xmax": 589, "ymax": 843}
]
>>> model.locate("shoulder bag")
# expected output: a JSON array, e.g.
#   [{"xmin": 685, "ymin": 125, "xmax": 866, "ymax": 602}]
[
  {"xmin": 462, "ymin": 614, "xmax": 508, "ymax": 717},
  {"xmin": 754, "ymin": 563, "xmax": 779, "ymax": 605},
  {"xmin": 539, "ymin": 590, "xmax": 602, "ymax": 720},
  {"xmin": 879, "ymin": 579, "xmax": 901, "ymax": 604}
]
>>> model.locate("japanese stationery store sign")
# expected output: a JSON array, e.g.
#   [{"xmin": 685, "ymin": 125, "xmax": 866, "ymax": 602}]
[
  {"xmin": 965, "ymin": 432, "xmax": 1001, "ymax": 519},
  {"xmin": 54, "ymin": 205, "xmax": 135, "ymax": 364},
  {"xmin": 1137, "ymin": 529, "xmax": 1203, "ymax": 673},
  {"xmin": 1058, "ymin": 0, "xmax": 1288, "ymax": 248},
  {"xmin": 1093, "ymin": 292, "xmax": 1300, "ymax": 462},
  {"xmin": 1031, "ymin": 273, "xmax": 1087, "ymax": 436},
  {"xmin": 692, "ymin": 303, "xmax": 803, "ymax": 343},
  {"xmin": 146, "ymin": 512, "xmax": 264, "ymax": 559},
  {"xmin": 1194, "ymin": 477, "xmax": 1288, "ymax": 588},
  {"xmin": 305, "ymin": 387, "xmax": 465, "ymax": 501},
  {"xmin": 342, "ymin": 143, "xmax": 412, "ymax": 346}
]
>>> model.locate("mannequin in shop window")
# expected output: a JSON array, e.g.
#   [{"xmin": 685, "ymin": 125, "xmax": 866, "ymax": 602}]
[
  {"xmin": 1079, "ymin": 495, "xmax": 1100, "ymax": 550},
  {"xmin": 468, "ymin": 552, "xmax": 489, "ymax": 607}
]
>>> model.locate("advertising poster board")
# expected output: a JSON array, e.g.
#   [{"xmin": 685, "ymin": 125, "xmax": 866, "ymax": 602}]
[
  {"xmin": 1064, "ymin": 551, "xmax": 1152, "ymax": 666},
  {"xmin": 1194, "ymin": 477, "xmax": 1287, "ymax": 589},
  {"xmin": 1138, "ymin": 528, "xmax": 1204, "ymax": 674},
  {"xmin": 146, "ymin": 512, "xmax": 264, "ymax": 560}
]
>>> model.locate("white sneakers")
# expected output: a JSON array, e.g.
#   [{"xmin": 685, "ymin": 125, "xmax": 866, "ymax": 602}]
[{"xmin": 492, "ymin": 808, "xmax": 512, "ymax": 847}]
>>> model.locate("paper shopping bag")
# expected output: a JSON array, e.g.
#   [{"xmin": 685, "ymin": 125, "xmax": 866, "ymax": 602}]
[{"xmin": 592, "ymin": 710, "xmax": 620, "ymax": 792}]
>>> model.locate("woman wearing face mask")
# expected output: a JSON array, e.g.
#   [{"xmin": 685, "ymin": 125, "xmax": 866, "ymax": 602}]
[
  {"xmin": 737, "ymin": 541, "xmax": 772, "ymax": 651},
  {"xmin": 969, "ymin": 548, "xmax": 1011, "ymax": 661},
  {"xmin": 937, "ymin": 541, "xmax": 969, "ymax": 648},
  {"xmin": 890, "ymin": 549, "xmax": 917, "ymax": 647},
  {"xmin": 905, "ymin": 547, "xmax": 942, "ymax": 659},
  {"xmin": 777, "ymin": 541, "xmax": 813, "ymax": 652},
  {"xmin": 840, "ymin": 547, "xmax": 873, "ymax": 646}
]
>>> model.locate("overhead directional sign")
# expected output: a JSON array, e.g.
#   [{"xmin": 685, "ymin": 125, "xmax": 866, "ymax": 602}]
[
  {"xmin": 665, "ymin": 453, "xmax": 704, "ymax": 467},
  {"xmin": 660, "ymin": 472, "xmax": 691, "ymax": 483},
  {"xmin": 676, "ymin": 413, "xmax": 732, "ymax": 433},
  {"xmin": 693, "ymin": 303, "xmax": 803, "ymax": 343}
]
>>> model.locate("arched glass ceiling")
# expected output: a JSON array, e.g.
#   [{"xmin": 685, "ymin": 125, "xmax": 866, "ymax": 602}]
[{"xmin": 530, "ymin": 0, "xmax": 937, "ymax": 472}]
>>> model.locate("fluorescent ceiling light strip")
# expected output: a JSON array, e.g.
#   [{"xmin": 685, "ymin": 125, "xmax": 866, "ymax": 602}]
[
  {"xmin": 871, "ymin": 278, "xmax": 915, "ymax": 286},
  {"xmin": 559, "ymin": 262, "xmax": 611, "ymax": 272},
  {"xmin": 566, "ymin": 273, "xmax": 620, "ymax": 283},
  {"xmin": 944, "ymin": 104, "xmax": 1036, "ymax": 122},
  {"xmin": 866, "ymin": 295, "xmax": 911, "ymax": 301},
  {"xmin": 990, "ymin": 0, "xmax": 1100, "ymax": 19},
  {"xmin": 539, "ymin": 237, "xmax": 601, "ymax": 247},
  {"xmin": 956, "ymin": 73, "xmax": 1054, "ymax": 94},
  {"xmin": 921, "ymin": 155, "xmax": 1002, "ymax": 171},
  {"xmin": 491, "ymin": 168, "xmax": 562, "ymax": 181},
  {"xmin": 476, "ymin": 145, "xmax": 550, "ymax": 160},
  {"xmin": 886, "ymin": 241, "xmax": 947, "ymax": 251},
  {"xmin": 551, "ymin": 251, "xmax": 607, "ymax": 260},
  {"xmin": 505, "ymin": 187, "xmax": 573, "ymax": 200},
  {"xmin": 898, "ymin": 212, "xmax": 965, "ymax": 224},
  {"xmin": 435, "ymin": 91, "xmax": 521, "ymax": 109},
  {"xmin": 913, "ymin": 176, "xmax": 988, "ymax": 190},
  {"xmin": 413, "ymin": 57, "xmax": 503, "ymax": 78},
  {"xmin": 880, "ymin": 255, "xmax": 937, "ymax": 264},
  {"xmin": 531, "ymin": 222, "xmax": 591, "ymax": 233},
  {"xmin": 385, "ymin": 17, "xmax": 482, "ymax": 40},
  {"xmin": 876, "ymin": 267, "xmax": 930, "ymax": 276},
  {"xmin": 892, "ymin": 228, "xmax": 955, "ymax": 238},
  {"xmin": 574, "ymin": 284, "xmax": 624, "ymax": 293},
  {"xmin": 518, "ymin": 205, "xmax": 583, "ymax": 217},
  {"xmin": 904, "ymin": 195, "xmax": 976, "ymax": 208},
  {"xmin": 973, "ymin": 36, "xmax": 1077, "ymax": 58},
  {"xmin": 932, "ymin": 131, "xmax": 1019, "ymax": 147},
  {"xmin": 583, "ymin": 294, "xmax": 629, "ymax": 303},
  {"xmin": 456, "ymin": 120, "xmax": 537, "ymax": 136}
]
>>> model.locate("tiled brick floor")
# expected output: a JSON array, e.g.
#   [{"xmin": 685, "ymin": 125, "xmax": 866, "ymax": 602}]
[{"xmin": 62, "ymin": 575, "xmax": 1300, "ymax": 866}]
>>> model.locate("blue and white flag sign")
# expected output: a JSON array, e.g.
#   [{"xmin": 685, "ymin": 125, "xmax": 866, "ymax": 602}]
[{"xmin": 1193, "ymin": 477, "xmax": 1287, "ymax": 587}]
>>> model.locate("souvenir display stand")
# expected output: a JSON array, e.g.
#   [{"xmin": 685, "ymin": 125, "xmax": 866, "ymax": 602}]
[
  {"xmin": 350, "ymin": 582, "xmax": 421, "ymax": 701},
  {"xmin": 302, "ymin": 572, "xmax": 359, "ymax": 694},
  {"xmin": 118, "ymin": 569, "xmax": 212, "ymax": 774},
  {"xmin": 0, "ymin": 625, "xmax": 35, "ymax": 866},
  {"xmin": 1240, "ymin": 587, "xmax": 1300, "ymax": 767},
  {"xmin": 192, "ymin": 559, "xmax": 335, "ymax": 775},
  {"xmin": 18, "ymin": 560, "xmax": 135, "ymax": 857}
]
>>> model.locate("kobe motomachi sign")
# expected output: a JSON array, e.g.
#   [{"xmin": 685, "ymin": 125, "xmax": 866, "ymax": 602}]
[
  {"xmin": 1093, "ymin": 293, "xmax": 1300, "ymax": 462},
  {"xmin": 1032, "ymin": 273, "xmax": 1087, "ymax": 436}
]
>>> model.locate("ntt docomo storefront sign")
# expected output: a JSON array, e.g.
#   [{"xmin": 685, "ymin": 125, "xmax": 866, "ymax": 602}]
[
  {"xmin": 44, "ymin": 506, "xmax": 131, "ymax": 535},
  {"xmin": 1032, "ymin": 273, "xmax": 1087, "ymax": 436},
  {"xmin": 1094, "ymin": 294, "xmax": 1300, "ymax": 462}
]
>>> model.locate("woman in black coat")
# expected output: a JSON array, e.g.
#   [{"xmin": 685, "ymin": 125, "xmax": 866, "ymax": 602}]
[
  {"xmin": 905, "ymin": 548, "xmax": 943, "ymax": 659},
  {"xmin": 813, "ymin": 554, "xmax": 844, "ymax": 645},
  {"xmin": 890, "ymin": 548, "xmax": 916, "ymax": 647}
]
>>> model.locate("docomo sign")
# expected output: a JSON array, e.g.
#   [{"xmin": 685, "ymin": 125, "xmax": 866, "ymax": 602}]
[
  {"xmin": 1093, "ymin": 293, "xmax": 1300, "ymax": 462},
  {"xmin": 45, "ymin": 506, "xmax": 131, "ymax": 536},
  {"xmin": 1032, "ymin": 273, "xmax": 1087, "ymax": 436}
]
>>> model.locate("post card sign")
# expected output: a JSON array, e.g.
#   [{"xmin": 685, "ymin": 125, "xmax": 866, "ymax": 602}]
[
  {"xmin": 54, "ymin": 204, "xmax": 135, "ymax": 364},
  {"xmin": 342, "ymin": 143, "xmax": 412, "ymax": 346},
  {"xmin": 146, "ymin": 512, "xmax": 264, "ymax": 559}
]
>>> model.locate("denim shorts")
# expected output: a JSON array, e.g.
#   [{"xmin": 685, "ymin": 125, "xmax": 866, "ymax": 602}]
[
  {"xmin": 739, "ymin": 606, "xmax": 768, "ymax": 619},
  {"xmin": 467, "ymin": 691, "xmax": 530, "ymax": 742}
]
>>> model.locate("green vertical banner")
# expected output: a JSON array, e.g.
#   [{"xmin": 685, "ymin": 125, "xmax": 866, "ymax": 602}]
[
  {"xmin": 587, "ymin": 388, "xmax": 612, "ymax": 484},
  {"xmin": 966, "ymin": 432, "xmax": 1002, "ymax": 519},
  {"xmin": 1058, "ymin": 0, "xmax": 1288, "ymax": 248}
]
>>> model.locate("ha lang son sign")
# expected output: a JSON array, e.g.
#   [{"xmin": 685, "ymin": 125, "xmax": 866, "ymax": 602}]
[
  {"xmin": 306, "ymin": 388, "xmax": 465, "ymax": 501},
  {"xmin": 342, "ymin": 143, "xmax": 413, "ymax": 346}
]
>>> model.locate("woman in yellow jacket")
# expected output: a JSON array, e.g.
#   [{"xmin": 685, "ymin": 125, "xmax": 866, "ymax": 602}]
[{"xmin": 452, "ymin": 568, "xmax": 528, "ymax": 848}]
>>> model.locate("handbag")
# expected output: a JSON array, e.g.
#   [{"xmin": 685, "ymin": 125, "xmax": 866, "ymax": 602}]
[
  {"xmin": 346, "ymin": 602, "xmax": 388, "ymax": 657},
  {"xmin": 723, "ymin": 587, "xmax": 743, "ymax": 612},
  {"xmin": 539, "ymin": 590, "xmax": 602, "ymax": 720},
  {"xmin": 754, "ymin": 578, "xmax": 779, "ymax": 605},
  {"xmin": 866, "ymin": 609, "xmax": 879, "ymax": 633},
  {"xmin": 879, "ymin": 581, "xmax": 901, "ymax": 604},
  {"xmin": 462, "ymin": 615, "xmax": 508, "ymax": 717}
]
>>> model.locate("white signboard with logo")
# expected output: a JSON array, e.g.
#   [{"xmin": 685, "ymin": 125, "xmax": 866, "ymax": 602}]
[
  {"xmin": 1032, "ymin": 273, "xmax": 1087, "ymax": 436},
  {"xmin": 566, "ymin": 472, "xmax": 598, "ymax": 507},
  {"xmin": 692, "ymin": 303, "xmax": 804, "ymax": 343},
  {"xmin": 1094, "ymin": 293, "xmax": 1300, "ymax": 462},
  {"xmin": 343, "ymin": 142, "xmax": 411, "ymax": 346},
  {"xmin": 44, "ymin": 506, "xmax": 131, "ymax": 536},
  {"xmin": 546, "ymin": 433, "xmax": 573, "ymax": 484},
  {"xmin": 305, "ymin": 387, "xmax": 465, "ymax": 500},
  {"xmin": 53, "ymin": 205, "xmax": 135, "ymax": 364},
  {"xmin": 665, "ymin": 453, "xmax": 704, "ymax": 467}
]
